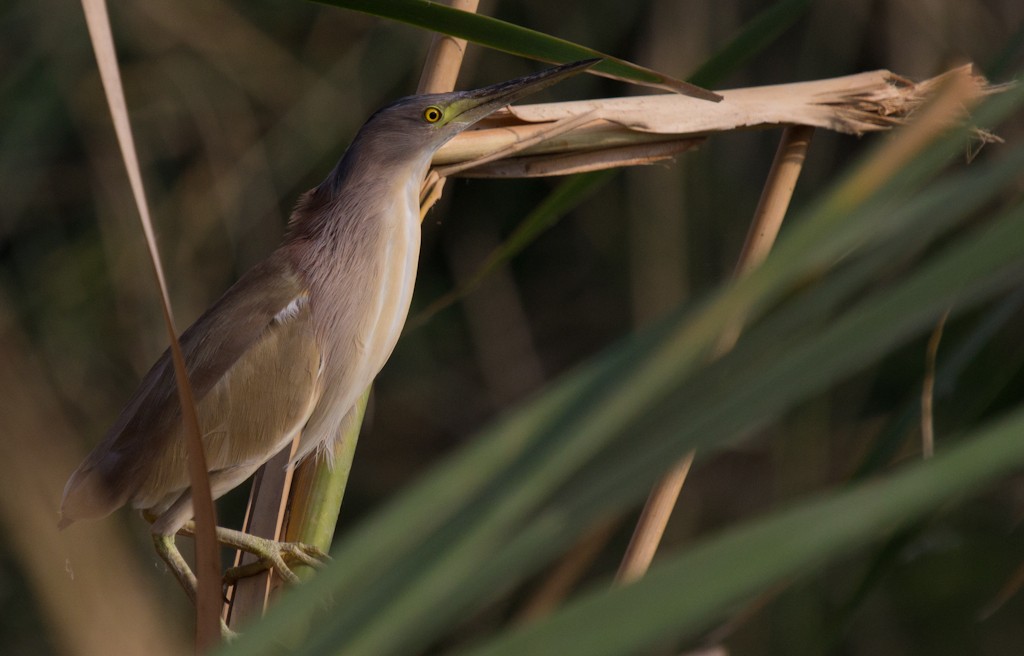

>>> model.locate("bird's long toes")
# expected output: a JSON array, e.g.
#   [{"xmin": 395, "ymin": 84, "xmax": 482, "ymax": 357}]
[
  {"xmin": 270, "ymin": 556, "xmax": 301, "ymax": 584},
  {"xmin": 222, "ymin": 556, "xmax": 298, "ymax": 585},
  {"xmin": 222, "ymin": 562, "xmax": 259, "ymax": 586}
]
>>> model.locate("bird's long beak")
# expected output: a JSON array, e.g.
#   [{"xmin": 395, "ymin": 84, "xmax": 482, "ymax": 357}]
[{"xmin": 449, "ymin": 59, "xmax": 600, "ymax": 127}]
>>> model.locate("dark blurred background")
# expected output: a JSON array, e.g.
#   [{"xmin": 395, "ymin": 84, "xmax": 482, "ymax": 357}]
[{"xmin": 2, "ymin": 0, "xmax": 1023, "ymax": 653}]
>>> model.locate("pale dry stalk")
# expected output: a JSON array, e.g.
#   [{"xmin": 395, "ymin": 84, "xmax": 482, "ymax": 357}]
[{"xmin": 616, "ymin": 125, "xmax": 816, "ymax": 585}]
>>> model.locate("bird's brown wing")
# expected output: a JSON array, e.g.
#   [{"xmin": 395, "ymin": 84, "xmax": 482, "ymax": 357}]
[{"xmin": 60, "ymin": 249, "xmax": 321, "ymax": 523}]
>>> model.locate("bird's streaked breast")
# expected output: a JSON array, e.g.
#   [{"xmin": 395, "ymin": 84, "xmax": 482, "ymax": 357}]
[{"xmin": 292, "ymin": 167, "xmax": 424, "ymax": 462}]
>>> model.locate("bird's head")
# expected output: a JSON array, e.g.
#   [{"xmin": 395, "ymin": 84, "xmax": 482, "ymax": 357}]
[
  {"xmin": 289, "ymin": 59, "xmax": 600, "ymax": 237},
  {"xmin": 350, "ymin": 59, "xmax": 599, "ymax": 170}
]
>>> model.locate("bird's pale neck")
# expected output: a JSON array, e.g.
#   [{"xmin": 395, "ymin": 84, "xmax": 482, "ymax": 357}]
[
  {"xmin": 277, "ymin": 128, "xmax": 427, "ymax": 433},
  {"xmin": 284, "ymin": 130, "xmax": 433, "ymax": 247}
]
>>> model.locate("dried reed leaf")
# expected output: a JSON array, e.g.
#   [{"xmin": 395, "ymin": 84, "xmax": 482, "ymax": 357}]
[
  {"xmin": 435, "ymin": 66, "xmax": 999, "ymax": 175},
  {"xmin": 461, "ymin": 138, "xmax": 701, "ymax": 178},
  {"xmin": 79, "ymin": 0, "xmax": 222, "ymax": 647}
]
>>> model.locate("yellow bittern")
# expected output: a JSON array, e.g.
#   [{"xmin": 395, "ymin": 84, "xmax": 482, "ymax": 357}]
[{"xmin": 60, "ymin": 59, "xmax": 597, "ymax": 595}]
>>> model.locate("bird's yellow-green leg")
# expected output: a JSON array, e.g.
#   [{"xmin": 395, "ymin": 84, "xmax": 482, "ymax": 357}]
[
  {"xmin": 153, "ymin": 533, "xmax": 198, "ymax": 601},
  {"xmin": 152, "ymin": 533, "xmax": 236, "ymax": 639}
]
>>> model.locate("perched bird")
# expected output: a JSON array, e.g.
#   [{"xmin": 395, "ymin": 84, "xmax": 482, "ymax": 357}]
[{"xmin": 60, "ymin": 59, "xmax": 597, "ymax": 593}]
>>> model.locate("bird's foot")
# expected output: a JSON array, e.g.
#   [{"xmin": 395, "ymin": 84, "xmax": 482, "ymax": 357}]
[
  {"xmin": 153, "ymin": 527, "xmax": 326, "ymax": 637},
  {"xmin": 175, "ymin": 521, "xmax": 330, "ymax": 585},
  {"xmin": 214, "ymin": 526, "xmax": 330, "ymax": 585}
]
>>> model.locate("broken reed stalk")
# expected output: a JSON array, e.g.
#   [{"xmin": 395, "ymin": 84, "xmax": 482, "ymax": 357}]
[
  {"xmin": 615, "ymin": 125, "xmax": 815, "ymax": 584},
  {"xmin": 225, "ymin": 0, "xmax": 480, "ymax": 626},
  {"xmin": 699, "ymin": 75, "xmax": 993, "ymax": 647},
  {"xmin": 504, "ymin": 68, "xmax": 989, "ymax": 613}
]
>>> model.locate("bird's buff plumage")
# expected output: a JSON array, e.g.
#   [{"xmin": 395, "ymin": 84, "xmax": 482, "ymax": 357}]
[{"xmin": 59, "ymin": 60, "xmax": 598, "ymax": 592}]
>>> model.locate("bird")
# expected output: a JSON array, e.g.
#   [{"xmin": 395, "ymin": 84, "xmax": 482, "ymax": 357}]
[{"xmin": 59, "ymin": 59, "xmax": 598, "ymax": 596}]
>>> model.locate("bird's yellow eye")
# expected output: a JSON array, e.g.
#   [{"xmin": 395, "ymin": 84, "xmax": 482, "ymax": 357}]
[{"xmin": 423, "ymin": 106, "xmax": 443, "ymax": 123}]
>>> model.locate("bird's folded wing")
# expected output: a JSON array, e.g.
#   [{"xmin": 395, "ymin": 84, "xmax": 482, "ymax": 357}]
[{"xmin": 61, "ymin": 250, "xmax": 321, "ymax": 521}]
